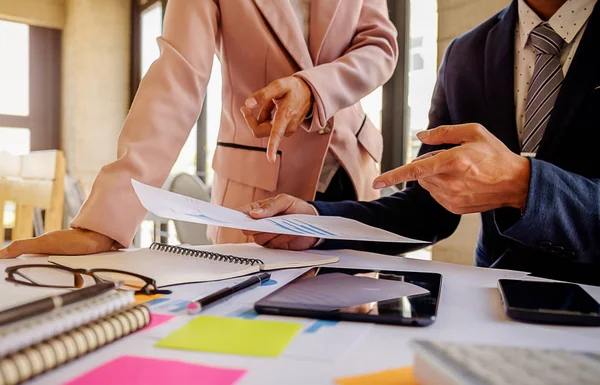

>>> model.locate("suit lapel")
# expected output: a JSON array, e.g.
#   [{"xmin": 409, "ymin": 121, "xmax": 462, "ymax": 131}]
[
  {"xmin": 309, "ymin": 0, "xmax": 341, "ymax": 64},
  {"xmin": 536, "ymin": 2, "xmax": 600, "ymax": 159},
  {"xmin": 484, "ymin": 1, "xmax": 520, "ymax": 154},
  {"xmin": 253, "ymin": 0, "xmax": 313, "ymax": 69}
]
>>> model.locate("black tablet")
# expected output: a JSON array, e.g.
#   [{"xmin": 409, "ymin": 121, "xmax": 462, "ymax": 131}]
[{"xmin": 254, "ymin": 267, "xmax": 442, "ymax": 326}]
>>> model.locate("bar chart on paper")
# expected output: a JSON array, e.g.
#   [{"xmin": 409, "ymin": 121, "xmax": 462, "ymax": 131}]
[{"xmin": 132, "ymin": 179, "xmax": 426, "ymax": 243}]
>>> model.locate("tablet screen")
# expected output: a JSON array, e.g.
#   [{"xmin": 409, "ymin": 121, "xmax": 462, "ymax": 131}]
[{"xmin": 255, "ymin": 267, "xmax": 442, "ymax": 326}]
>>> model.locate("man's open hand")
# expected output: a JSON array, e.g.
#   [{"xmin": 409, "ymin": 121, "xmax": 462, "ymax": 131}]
[
  {"xmin": 240, "ymin": 194, "xmax": 318, "ymax": 250},
  {"xmin": 373, "ymin": 124, "xmax": 531, "ymax": 214}
]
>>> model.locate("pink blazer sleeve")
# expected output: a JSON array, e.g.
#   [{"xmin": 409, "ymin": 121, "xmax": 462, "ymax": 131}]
[
  {"xmin": 71, "ymin": 0, "xmax": 220, "ymax": 247},
  {"xmin": 295, "ymin": 0, "xmax": 398, "ymax": 130}
]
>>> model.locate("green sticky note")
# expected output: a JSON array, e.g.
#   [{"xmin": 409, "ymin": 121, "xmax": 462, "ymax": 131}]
[{"xmin": 155, "ymin": 316, "xmax": 303, "ymax": 357}]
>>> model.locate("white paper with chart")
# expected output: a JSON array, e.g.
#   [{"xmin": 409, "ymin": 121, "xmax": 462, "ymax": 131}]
[{"xmin": 132, "ymin": 179, "xmax": 426, "ymax": 244}]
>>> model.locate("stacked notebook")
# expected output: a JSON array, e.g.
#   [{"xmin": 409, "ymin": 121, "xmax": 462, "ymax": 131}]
[
  {"xmin": 49, "ymin": 243, "xmax": 339, "ymax": 287},
  {"xmin": 0, "ymin": 291, "xmax": 150, "ymax": 385}
]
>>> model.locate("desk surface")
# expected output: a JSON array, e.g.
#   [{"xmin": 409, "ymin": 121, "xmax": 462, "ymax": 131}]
[{"xmin": 2, "ymin": 249, "xmax": 600, "ymax": 385}]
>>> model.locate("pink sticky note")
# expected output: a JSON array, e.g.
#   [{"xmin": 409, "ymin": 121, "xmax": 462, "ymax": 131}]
[
  {"xmin": 65, "ymin": 356, "xmax": 246, "ymax": 385},
  {"xmin": 137, "ymin": 313, "xmax": 174, "ymax": 333}
]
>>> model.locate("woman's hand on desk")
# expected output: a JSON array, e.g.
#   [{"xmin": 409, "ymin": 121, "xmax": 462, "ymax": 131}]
[
  {"xmin": 240, "ymin": 194, "xmax": 318, "ymax": 251},
  {"xmin": 0, "ymin": 229, "xmax": 115, "ymax": 259},
  {"xmin": 241, "ymin": 76, "xmax": 314, "ymax": 163}
]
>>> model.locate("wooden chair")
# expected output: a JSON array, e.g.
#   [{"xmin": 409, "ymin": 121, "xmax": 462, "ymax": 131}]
[{"xmin": 0, "ymin": 150, "xmax": 66, "ymax": 243}]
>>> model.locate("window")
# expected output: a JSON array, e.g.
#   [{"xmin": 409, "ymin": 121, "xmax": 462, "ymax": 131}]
[
  {"xmin": 0, "ymin": 21, "xmax": 29, "ymax": 118},
  {"xmin": 0, "ymin": 128, "xmax": 30, "ymax": 155},
  {"xmin": 406, "ymin": 0, "xmax": 438, "ymax": 260},
  {"xmin": 407, "ymin": 0, "xmax": 438, "ymax": 161},
  {"xmin": 0, "ymin": 20, "xmax": 61, "ymax": 238},
  {"xmin": 140, "ymin": 2, "xmax": 163, "ymax": 78},
  {"xmin": 203, "ymin": 57, "xmax": 222, "ymax": 186},
  {"xmin": 379, "ymin": 0, "xmax": 437, "ymax": 260},
  {"xmin": 361, "ymin": 87, "xmax": 383, "ymax": 132},
  {"xmin": 0, "ymin": 20, "xmax": 61, "ymax": 153},
  {"xmin": 0, "ymin": 21, "xmax": 30, "ymax": 154}
]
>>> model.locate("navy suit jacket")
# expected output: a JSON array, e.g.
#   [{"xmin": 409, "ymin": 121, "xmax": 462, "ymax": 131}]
[{"xmin": 312, "ymin": 0, "xmax": 600, "ymax": 285}]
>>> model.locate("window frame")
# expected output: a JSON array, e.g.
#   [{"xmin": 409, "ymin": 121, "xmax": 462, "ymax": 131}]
[{"xmin": 381, "ymin": 0, "xmax": 411, "ymax": 175}]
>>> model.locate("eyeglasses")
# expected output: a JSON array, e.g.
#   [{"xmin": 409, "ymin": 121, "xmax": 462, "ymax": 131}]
[{"xmin": 5, "ymin": 264, "xmax": 171, "ymax": 295}]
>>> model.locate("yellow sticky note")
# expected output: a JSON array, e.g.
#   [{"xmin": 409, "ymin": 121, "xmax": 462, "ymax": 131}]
[
  {"xmin": 155, "ymin": 316, "xmax": 302, "ymax": 357},
  {"xmin": 335, "ymin": 367, "xmax": 417, "ymax": 385},
  {"xmin": 133, "ymin": 293, "xmax": 164, "ymax": 305}
]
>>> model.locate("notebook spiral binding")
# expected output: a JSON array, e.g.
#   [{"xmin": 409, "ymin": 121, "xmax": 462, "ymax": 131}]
[
  {"xmin": 0, "ymin": 305, "xmax": 151, "ymax": 385},
  {"xmin": 149, "ymin": 242, "xmax": 264, "ymax": 266}
]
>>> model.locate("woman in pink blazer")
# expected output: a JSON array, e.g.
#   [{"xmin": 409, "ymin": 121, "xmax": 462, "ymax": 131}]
[{"xmin": 0, "ymin": 0, "xmax": 397, "ymax": 258}]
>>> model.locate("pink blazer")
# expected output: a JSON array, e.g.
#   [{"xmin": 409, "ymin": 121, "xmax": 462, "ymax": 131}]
[{"xmin": 72, "ymin": 0, "xmax": 398, "ymax": 247}]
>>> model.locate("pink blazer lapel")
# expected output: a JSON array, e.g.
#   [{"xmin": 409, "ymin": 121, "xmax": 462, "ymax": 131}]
[
  {"xmin": 309, "ymin": 0, "xmax": 341, "ymax": 64},
  {"xmin": 253, "ymin": 0, "xmax": 313, "ymax": 70}
]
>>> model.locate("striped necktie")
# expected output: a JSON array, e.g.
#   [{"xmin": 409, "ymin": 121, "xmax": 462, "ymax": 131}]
[{"xmin": 521, "ymin": 23, "xmax": 565, "ymax": 153}]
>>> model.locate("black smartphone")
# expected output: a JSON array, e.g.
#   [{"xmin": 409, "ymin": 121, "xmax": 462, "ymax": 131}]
[{"xmin": 498, "ymin": 279, "xmax": 600, "ymax": 326}]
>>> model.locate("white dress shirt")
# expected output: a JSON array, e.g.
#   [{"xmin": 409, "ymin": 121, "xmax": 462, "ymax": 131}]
[
  {"xmin": 289, "ymin": 0, "xmax": 341, "ymax": 194},
  {"xmin": 514, "ymin": 0, "xmax": 597, "ymax": 144}
]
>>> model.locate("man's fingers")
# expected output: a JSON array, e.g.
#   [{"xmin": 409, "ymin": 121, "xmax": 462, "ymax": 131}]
[
  {"xmin": 267, "ymin": 102, "xmax": 293, "ymax": 163},
  {"xmin": 416, "ymin": 123, "xmax": 487, "ymax": 146},
  {"xmin": 240, "ymin": 201, "xmax": 262, "ymax": 216},
  {"xmin": 252, "ymin": 232, "xmax": 280, "ymax": 246},
  {"xmin": 411, "ymin": 150, "xmax": 446, "ymax": 163},
  {"xmin": 240, "ymin": 198, "xmax": 275, "ymax": 216},
  {"xmin": 373, "ymin": 150, "xmax": 454, "ymax": 188},
  {"xmin": 247, "ymin": 194, "xmax": 294, "ymax": 219},
  {"xmin": 245, "ymin": 79, "xmax": 287, "ymax": 113},
  {"xmin": 265, "ymin": 235, "xmax": 296, "ymax": 250}
]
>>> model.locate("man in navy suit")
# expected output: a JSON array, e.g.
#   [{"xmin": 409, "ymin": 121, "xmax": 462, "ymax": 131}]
[{"xmin": 242, "ymin": 0, "xmax": 600, "ymax": 285}]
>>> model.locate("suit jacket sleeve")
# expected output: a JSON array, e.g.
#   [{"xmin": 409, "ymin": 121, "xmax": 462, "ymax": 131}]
[
  {"xmin": 311, "ymin": 41, "xmax": 461, "ymax": 254},
  {"xmin": 71, "ymin": 0, "xmax": 220, "ymax": 247},
  {"xmin": 495, "ymin": 159, "xmax": 600, "ymax": 264},
  {"xmin": 294, "ymin": 0, "xmax": 398, "ymax": 131}
]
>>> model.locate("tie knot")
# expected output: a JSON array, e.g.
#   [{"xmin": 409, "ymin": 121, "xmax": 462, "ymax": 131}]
[{"xmin": 530, "ymin": 24, "xmax": 564, "ymax": 55}]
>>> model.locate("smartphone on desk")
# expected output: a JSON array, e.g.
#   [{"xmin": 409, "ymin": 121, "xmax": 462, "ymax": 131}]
[{"xmin": 498, "ymin": 279, "xmax": 600, "ymax": 326}]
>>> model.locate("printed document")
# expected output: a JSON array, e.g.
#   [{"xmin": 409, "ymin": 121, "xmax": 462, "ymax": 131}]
[{"xmin": 132, "ymin": 180, "xmax": 425, "ymax": 244}]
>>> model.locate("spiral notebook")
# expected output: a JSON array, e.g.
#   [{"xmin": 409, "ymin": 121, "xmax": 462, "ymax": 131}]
[
  {"xmin": 0, "ymin": 291, "xmax": 151, "ymax": 385},
  {"xmin": 49, "ymin": 243, "xmax": 338, "ymax": 287}
]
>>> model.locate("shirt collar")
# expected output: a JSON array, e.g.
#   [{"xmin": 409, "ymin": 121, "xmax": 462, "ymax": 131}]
[{"xmin": 517, "ymin": 0, "xmax": 597, "ymax": 49}]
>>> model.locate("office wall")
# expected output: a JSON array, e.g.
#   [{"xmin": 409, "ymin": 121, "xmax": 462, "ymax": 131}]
[
  {"xmin": 431, "ymin": 0, "xmax": 510, "ymax": 265},
  {"xmin": 62, "ymin": 0, "xmax": 131, "ymax": 191},
  {"xmin": 0, "ymin": 0, "xmax": 65, "ymax": 29}
]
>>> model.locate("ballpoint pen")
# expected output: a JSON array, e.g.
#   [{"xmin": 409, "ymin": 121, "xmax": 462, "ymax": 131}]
[{"xmin": 187, "ymin": 272, "xmax": 271, "ymax": 314}]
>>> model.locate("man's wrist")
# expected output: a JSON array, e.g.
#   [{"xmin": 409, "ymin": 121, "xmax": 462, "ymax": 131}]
[
  {"xmin": 510, "ymin": 156, "xmax": 531, "ymax": 211},
  {"xmin": 309, "ymin": 203, "xmax": 319, "ymax": 216}
]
